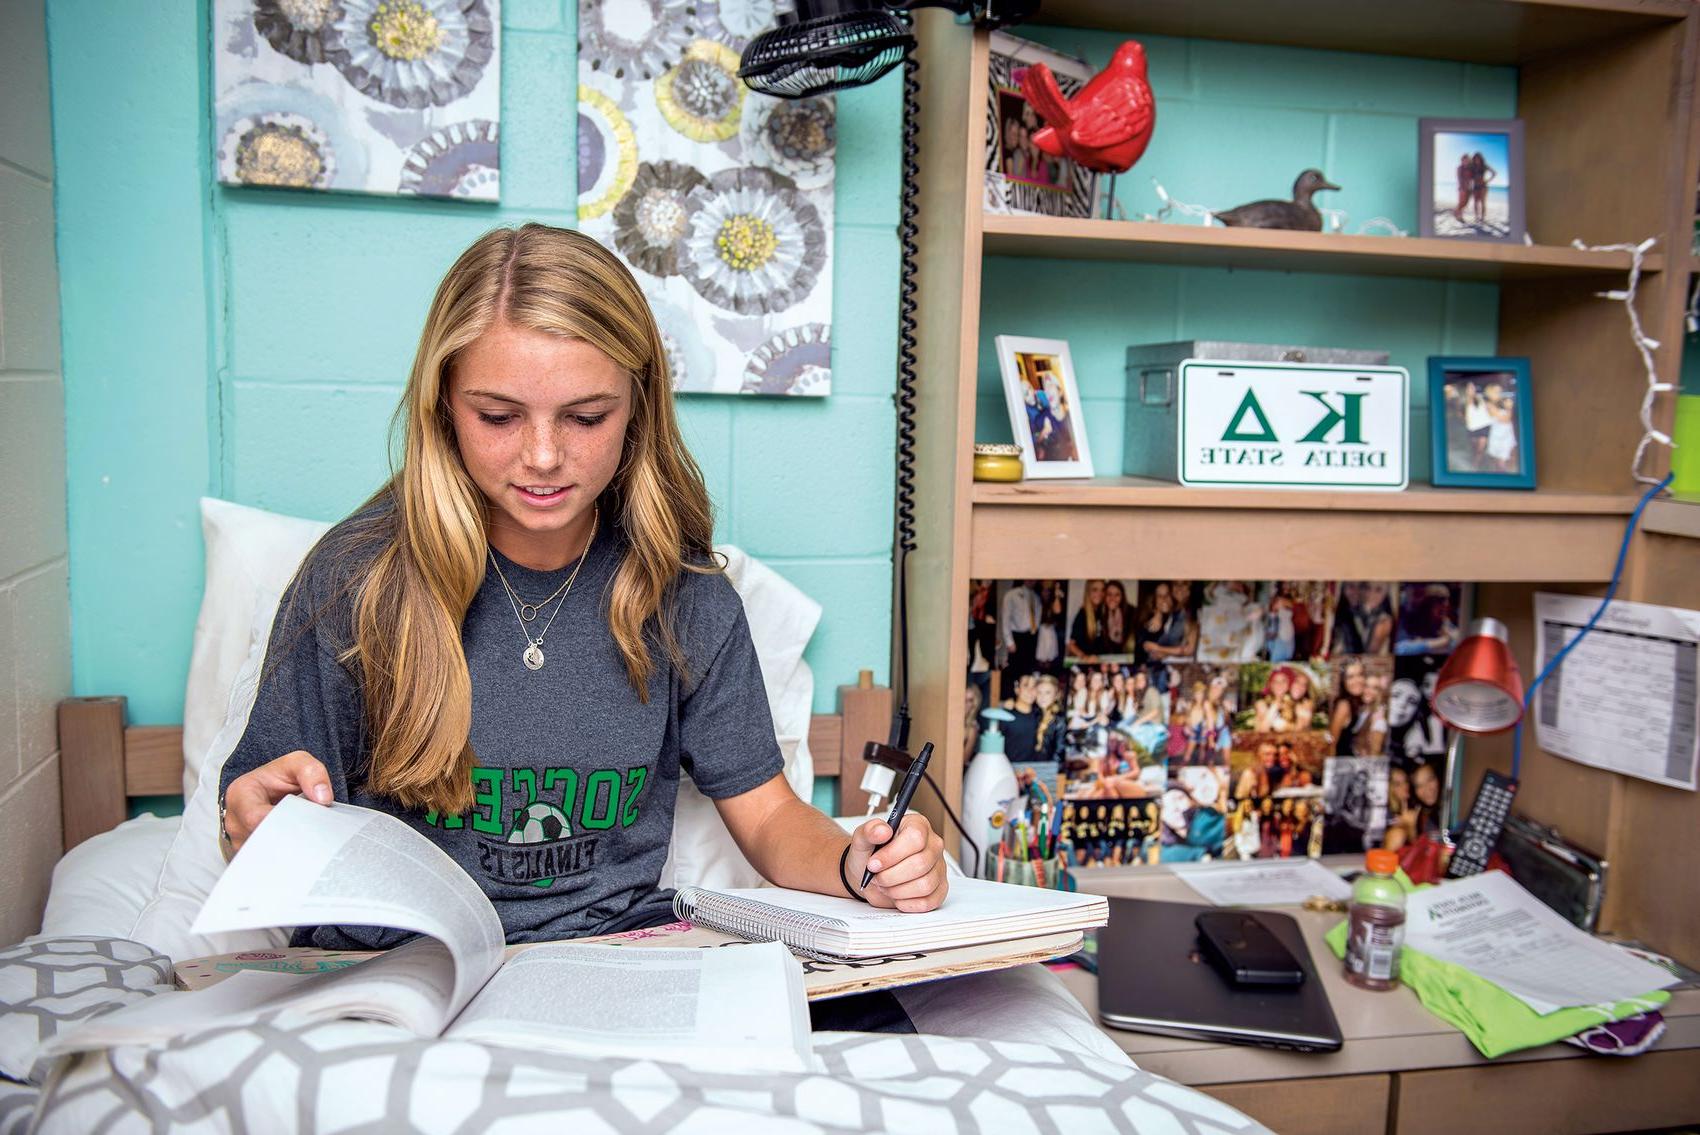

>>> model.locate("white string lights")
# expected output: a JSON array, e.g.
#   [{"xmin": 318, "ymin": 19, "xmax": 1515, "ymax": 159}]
[
  {"xmin": 1144, "ymin": 179, "xmax": 1408, "ymax": 236},
  {"xmin": 1141, "ymin": 179, "xmax": 1216, "ymax": 225},
  {"xmin": 1353, "ymin": 217, "xmax": 1408, "ymax": 237},
  {"xmin": 1572, "ymin": 237, "xmax": 1675, "ymax": 485}
]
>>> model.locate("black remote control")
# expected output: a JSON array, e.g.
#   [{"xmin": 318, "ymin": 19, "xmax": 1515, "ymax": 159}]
[{"xmin": 1445, "ymin": 769, "xmax": 1518, "ymax": 878}]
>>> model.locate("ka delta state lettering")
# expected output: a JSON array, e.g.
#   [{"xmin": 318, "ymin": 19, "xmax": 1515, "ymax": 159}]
[
  {"xmin": 424, "ymin": 764, "xmax": 651, "ymax": 889},
  {"xmin": 1198, "ymin": 389, "xmax": 1390, "ymax": 468}
]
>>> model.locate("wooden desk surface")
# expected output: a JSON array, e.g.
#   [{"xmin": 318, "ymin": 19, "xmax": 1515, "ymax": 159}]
[{"xmin": 1056, "ymin": 864, "xmax": 1700, "ymax": 1088}]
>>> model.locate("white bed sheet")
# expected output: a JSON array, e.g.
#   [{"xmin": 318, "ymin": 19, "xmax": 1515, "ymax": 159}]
[{"xmin": 37, "ymin": 815, "xmax": 182, "ymax": 943}]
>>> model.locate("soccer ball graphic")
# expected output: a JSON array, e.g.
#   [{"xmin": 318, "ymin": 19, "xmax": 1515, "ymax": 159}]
[{"xmin": 508, "ymin": 802, "xmax": 572, "ymax": 844}]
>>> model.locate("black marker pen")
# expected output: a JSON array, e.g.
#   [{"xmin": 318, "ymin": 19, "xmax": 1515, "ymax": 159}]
[{"xmin": 862, "ymin": 741, "xmax": 933, "ymax": 891}]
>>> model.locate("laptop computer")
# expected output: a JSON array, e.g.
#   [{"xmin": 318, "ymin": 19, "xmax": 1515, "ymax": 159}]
[{"xmin": 1096, "ymin": 897, "xmax": 1343, "ymax": 1053}]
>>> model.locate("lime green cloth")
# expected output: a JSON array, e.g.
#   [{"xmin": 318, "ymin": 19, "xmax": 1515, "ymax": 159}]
[{"xmin": 1325, "ymin": 874, "xmax": 1670, "ymax": 1059}]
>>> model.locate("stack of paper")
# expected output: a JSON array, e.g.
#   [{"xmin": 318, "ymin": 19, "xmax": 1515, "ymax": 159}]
[
  {"xmin": 1169, "ymin": 859, "xmax": 1354, "ymax": 907},
  {"xmin": 675, "ymin": 879, "xmax": 1107, "ymax": 959},
  {"xmin": 1404, "ymin": 871, "xmax": 1678, "ymax": 1014}
]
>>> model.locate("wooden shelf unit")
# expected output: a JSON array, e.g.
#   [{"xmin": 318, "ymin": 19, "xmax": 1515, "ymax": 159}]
[
  {"xmin": 982, "ymin": 215, "xmax": 1662, "ymax": 280},
  {"xmin": 902, "ymin": 3, "xmax": 1700, "ymax": 964}
]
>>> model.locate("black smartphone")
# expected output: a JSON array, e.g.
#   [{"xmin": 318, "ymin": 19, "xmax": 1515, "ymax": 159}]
[{"xmin": 1194, "ymin": 911, "xmax": 1306, "ymax": 987}]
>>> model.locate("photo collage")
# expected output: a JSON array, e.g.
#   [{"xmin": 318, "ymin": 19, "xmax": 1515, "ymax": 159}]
[{"xmin": 966, "ymin": 579, "xmax": 1466, "ymax": 869}]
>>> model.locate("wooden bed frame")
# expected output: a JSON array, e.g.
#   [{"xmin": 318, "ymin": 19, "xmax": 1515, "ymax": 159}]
[{"xmin": 56, "ymin": 679, "xmax": 894, "ymax": 855}]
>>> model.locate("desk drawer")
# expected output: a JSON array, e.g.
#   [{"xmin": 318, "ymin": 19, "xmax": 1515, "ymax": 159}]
[
  {"xmin": 1393, "ymin": 1049, "xmax": 1700, "ymax": 1134},
  {"xmin": 1202, "ymin": 1074, "xmax": 1390, "ymax": 1135}
]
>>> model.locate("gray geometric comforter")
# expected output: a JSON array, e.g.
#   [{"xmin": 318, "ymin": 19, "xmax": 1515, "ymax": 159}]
[
  {"xmin": 6, "ymin": 938, "xmax": 1272, "ymax": 1134},
  {"xmin": 39, "ymin": 1021, "xmax": 1269, "ymax": 1133}
]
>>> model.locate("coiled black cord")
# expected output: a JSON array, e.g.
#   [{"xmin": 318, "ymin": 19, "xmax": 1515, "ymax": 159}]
[
  {"xmin": 882, "ymin": 37, "xmax": 982, "ymax": 876},
  {"xmin": 890, "ymin": 45, "xmax": 921, "ymax": 751}
]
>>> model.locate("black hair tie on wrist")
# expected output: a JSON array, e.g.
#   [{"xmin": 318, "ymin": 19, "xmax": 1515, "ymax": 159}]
[{"xmin": 838, "ymin": 842, "xmax": 869, "ymax": 903}]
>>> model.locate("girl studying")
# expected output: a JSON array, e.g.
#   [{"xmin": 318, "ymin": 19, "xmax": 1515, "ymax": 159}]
[{"xmin": 216, "ymin": 225, "xmax": 947, "ymax": 964}]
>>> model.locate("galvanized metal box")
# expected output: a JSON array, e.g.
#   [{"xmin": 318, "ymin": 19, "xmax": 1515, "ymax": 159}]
[{"xmin": 1125, "ymin": 341, "xmax": 1408, "ymax": 490}]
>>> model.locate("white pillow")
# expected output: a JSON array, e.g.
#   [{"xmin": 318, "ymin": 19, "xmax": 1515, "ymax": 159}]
[
  {"xmin": 893, "ymin": 961, "xmax": 1136, "ymax": 1067},
  {"xmin": 182, "ymin": 498, "xmax": 332, "ymax": 796},
  {"xmin": 716, "ymin": 542, "xmax": 819, "ymax": 805},
  {"xmin": 37, "ymin": 814, "xmax": 181, "ymax": 940},
  {"xmin": 132, "ymin": 601, "xmax": 290, "ymax": 961},
  {"xmin": 716, "ymin": 545, "xmax": 820, "ymax": 725},
  {"xmin": 659, "ymin": 546, "xmax": 822, "ymax": 891}
]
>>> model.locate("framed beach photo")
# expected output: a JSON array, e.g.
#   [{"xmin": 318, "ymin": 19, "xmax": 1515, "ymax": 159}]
[
  {"xmin": 1428, "ymin": 356, "xmax": 1536, "ymax": 488},
  {"xmin": 1417, "ymin": 118, "xmax": 1525, "ymax": 243},
  {"xmin": 995, "ymin": 336, "xmax": 1094, "ymax": 479}
]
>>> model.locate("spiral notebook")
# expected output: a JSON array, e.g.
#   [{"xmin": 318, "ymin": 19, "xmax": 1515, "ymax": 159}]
[{"xmin": 672, "ymin": 877, "xmax": 1109, "ymax": 960}]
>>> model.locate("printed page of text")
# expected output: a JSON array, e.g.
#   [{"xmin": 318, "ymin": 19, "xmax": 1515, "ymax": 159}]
[
  {"xmin": 448, "ymin": 942, "xmax": 813, "ymax": 1073},
  {"xmin": 193, "ymin": 795, "xmax": 505, "ymax": 1020},
  {"xmin": 1406, "ymin": 872, "xmax": 1676, "ymax": 1013},
  {"xmin": 47, "ymin": 937, "xmax": 459, "ymax": 1051}
]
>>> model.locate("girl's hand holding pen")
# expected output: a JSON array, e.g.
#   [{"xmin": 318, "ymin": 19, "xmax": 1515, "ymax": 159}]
[{"xmin": 844, "ymin": 814, "xmax": 949, "ymax": 912}]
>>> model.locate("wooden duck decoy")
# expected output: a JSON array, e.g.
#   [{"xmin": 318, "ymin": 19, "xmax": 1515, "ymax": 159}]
[{"xmin": 1214, "ymin": 169, "xmax": 1340, "ymax": 231}]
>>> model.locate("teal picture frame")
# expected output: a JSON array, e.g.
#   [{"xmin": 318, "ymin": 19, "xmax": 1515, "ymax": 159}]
[{"xmin": 1427, "ymin": 356, "xmax": 1536, "ymax": 489}]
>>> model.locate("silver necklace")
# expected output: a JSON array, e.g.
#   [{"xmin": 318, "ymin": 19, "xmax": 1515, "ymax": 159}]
[
  {"xmin": 497, "ymin": 562, "xmax": 578, "ymax": 624},
  {"xmin": 488, "ymin": 506, "xmax": 598, "ymax": 672}
]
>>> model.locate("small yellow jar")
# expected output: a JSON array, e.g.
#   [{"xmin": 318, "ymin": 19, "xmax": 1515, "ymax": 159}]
[{"xmin": 972, "ymin": 443, "xmax": 1024, "ymax": 483}]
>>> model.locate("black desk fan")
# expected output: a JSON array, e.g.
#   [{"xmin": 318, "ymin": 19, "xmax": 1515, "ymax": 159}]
[
  {"xmin": 740, "ymin": 0, "xmax": 1036, "ymax": 95},
  {"xmin": 737, "ymin": 0, "xmax": 1036, "ymax": 871}
]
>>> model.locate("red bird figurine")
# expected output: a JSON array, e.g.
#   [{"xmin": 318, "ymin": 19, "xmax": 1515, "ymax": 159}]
[{"xmin": 1019, "ymin": 40, "xmax": 1155, "ymax": 175}]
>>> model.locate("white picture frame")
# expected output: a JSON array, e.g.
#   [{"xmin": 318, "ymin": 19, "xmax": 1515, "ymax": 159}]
[{"xmin": 995, "ymin": 335, "xmax": 1094, "ymax": 479}]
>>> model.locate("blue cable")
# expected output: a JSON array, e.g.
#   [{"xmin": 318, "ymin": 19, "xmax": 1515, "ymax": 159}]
[{"xmin": 1511, "ymin": 472, "xmax": 1675, "ymax": 780}]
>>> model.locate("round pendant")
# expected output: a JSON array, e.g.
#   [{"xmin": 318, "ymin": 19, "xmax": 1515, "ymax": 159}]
[
  {"xmin": 519, "ymin": 602, "xmax": 539, "ymax": 622},
  {"xmin": 523, "ymin": 643, "xmax": 545, "ymax": 671}
]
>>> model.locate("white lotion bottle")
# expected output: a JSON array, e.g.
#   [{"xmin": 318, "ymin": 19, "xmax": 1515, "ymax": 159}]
[{"xmin": 960, "ymin": 707, "xmax": 1019, "ymax": 878}]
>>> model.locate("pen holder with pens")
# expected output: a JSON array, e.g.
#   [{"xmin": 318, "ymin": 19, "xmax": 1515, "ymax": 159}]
[
  {"xmin": 988, "ymin": 849, "xmax": 1072, "ymax": 890},
  {"xmin": 985, "ymin": 783, "xmax": 1074, "ymax": 890}
]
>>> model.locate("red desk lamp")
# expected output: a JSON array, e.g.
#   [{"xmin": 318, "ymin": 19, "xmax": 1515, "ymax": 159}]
[{"xmin": 1401, "ymin": 617, "xmax": 1525, "ymax": 883}]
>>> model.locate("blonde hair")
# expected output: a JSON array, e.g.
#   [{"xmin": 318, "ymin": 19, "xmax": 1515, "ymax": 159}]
[
  {"xmin": 1081, "ymin": 579, "xmax": 1103, "ymax": 642},
  {"xmin": 313, "ymin": 224, "xmax": 714, "ymax": 815}
]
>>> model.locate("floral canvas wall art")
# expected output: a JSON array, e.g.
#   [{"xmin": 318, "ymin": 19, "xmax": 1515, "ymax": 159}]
[
  {"xmin": 214, "ymin": 0, "xmax": 502, "ymax": 201},
  {"xmin": 577, "ymin": 0, "xmax": 836, "ymax": 395}
]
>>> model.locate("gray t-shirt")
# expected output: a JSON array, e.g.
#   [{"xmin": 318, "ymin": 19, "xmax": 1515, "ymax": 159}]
[{"xmin": 220, "ymin": 502, "xmax": 784, "ymax": 949}]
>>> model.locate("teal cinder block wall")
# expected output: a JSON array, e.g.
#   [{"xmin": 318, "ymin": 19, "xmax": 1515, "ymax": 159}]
[
  {"xmin": 46, "ymin": 1, "xmax": 901, "ymax": 760},
  {"xmin": 977, "ymin": 28, "xmax": 1514, "ymax": 470}
]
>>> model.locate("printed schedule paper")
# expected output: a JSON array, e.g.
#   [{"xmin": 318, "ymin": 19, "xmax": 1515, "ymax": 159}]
[
  {"xmin": 1405, "ymin": 871, "xmax": 1677, "ymax": 1015},
  {"xmin": 1533, "ymin": 592, "xmax": 1700, "ymax": 791},
  {"xmin": 1169, "ymin": 859, "xmax": 1353, "ymax": 907}
]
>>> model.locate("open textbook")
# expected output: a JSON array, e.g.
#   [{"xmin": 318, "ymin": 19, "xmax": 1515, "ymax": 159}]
[
  {"xmin": 174, "ymin": 922, "xmax": 1091, "ymax": 1001},
  {"xmin": 50, "ymin": 796, "xmax": 813, "ymax": 1073},
  {"xmin": 54, "ymin": 796, "xmax": 1105, "ymax": 1069}
]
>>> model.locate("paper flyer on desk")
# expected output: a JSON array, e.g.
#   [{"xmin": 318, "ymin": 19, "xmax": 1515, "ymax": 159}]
[
  {"xmin": 1170, "ymin": 859, "xmax": 1353, "ymax": 907},
  {"xmin": 1405, "ymin": 871, "xmax": 1676, "ymax": 1014},
  {"xmin": 1532, "ymin": 593, "xmax": 1699, "ymax": 791}
]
